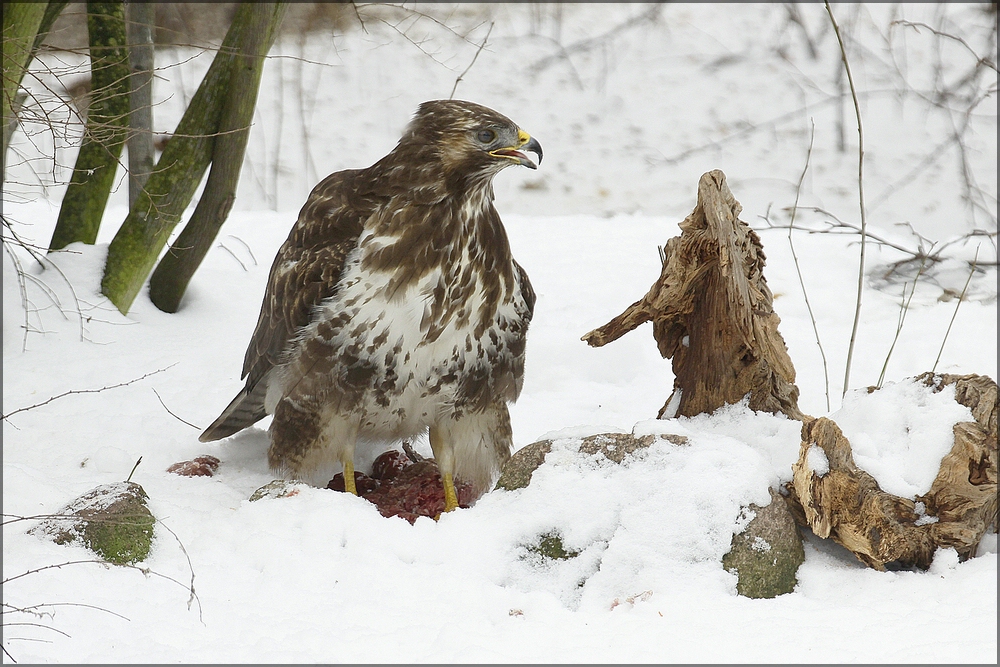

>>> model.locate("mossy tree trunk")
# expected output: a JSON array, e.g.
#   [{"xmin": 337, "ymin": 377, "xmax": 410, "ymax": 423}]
[
  {"xmin": 148, "ymin": 2, "xmax": 286, "ymax": 313},
  {"xmin": 125, "ymin": 0, "xmax": 155, "ymax": 210},
  {"xmin": 3, "ymin": 2, "xmax": 68, "ymax": 175},
  {"xmin": 2, "ymin": 2, "xmax": 49, "ymax": 178},
  {"xmin": 101, "ymin": 1, "xmax": 285, "ymax": 315},
  {"xmin": 48, "ymin": 1, "xmax": 131, "ymax": 251},
  {"xmin": 101, "ymin": 2, "xmax": 280, "ymax": 313}
]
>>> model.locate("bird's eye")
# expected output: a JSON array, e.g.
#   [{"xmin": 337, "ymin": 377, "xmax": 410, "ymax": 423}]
[{"xmin": 476, "ymin": 129, "xmax": 496, "ymax": 144}]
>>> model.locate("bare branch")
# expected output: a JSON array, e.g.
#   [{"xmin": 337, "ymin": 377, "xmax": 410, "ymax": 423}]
[
  {"xmin": 877, "ymin": 257, "xmax": 929, "ymax": 388},
  {"xmin": 826, "ymin": 1, "xmax": 869, "ymax": 398},
  {"xmin": 892, "ymin": 20, "xmax": 998, "ymax": 74},
  {"xmin": 785, "ymin": 120, "xmax": 830, "ymax": 411},
  {"xmin": 450, "ymin": 22, "xmax": 493, "ymax": 100},
  {"xmin": 2, "ymin": 366, "xmax": 175, "ymax": 421},
  {"xmin": 932, "ymin": 247, "xmax": 980, "ymax": 373},
  {"xmin": 152, "ymin": 388, "xmax": 201, "ymax": 430}
]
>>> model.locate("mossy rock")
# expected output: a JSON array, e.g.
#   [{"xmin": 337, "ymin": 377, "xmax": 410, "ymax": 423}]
[
  {"xmin": 526, "ymin": 531, "xmax": 580, "ymax": 560},
  {"xmin": 722, "ymin": 488, "xmax": 805, "ymax": 598},
  {"xmin": 32, "ymin": 481, "xmax": 155, "ymax": 565}
]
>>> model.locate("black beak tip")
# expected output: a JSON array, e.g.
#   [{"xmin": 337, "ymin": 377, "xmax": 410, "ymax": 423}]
[{"xmin": 525, "ymin": 137, "xmax": 543, "ymax": 165}]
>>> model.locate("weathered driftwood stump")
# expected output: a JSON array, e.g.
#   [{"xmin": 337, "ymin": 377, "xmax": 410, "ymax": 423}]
[
  {"xmin": 582, "ymin": 170, "xmax": 803, "ymax": 421},
  {"xmin": 786, "ymin": 373, "xmax": 997, "ymax": 570}
]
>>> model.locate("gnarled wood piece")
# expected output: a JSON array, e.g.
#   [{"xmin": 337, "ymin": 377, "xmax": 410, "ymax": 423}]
[
  {"xmin": 582, "ymin": 170, "xmax": 802, "ymax": 420},
  {"xmin": 786, "ymin": 373, "xmax": 997, "ymax": 570},
  {"xmin": 914, "ymin": 373, "xmax": 998, "ymax": 557}
]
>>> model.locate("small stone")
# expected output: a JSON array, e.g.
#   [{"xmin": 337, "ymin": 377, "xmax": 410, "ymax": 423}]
[
  {"xmin": 495, "ymin": 439, "xmax": 553, "ymax": 491},
  {"xmin": 526, "ymin": 531, "xmax": 580, "ymax": 560},
  {"xmin": 249, "ymin": 479, "xmax": 306, "ymax": 501},
  {"xmin": 31, "ymin": 481, "xmax": 155, "ymax": 566},
  {"xmin": 722, "ymin": 488, "xmax": 805, "ymax": 598}
]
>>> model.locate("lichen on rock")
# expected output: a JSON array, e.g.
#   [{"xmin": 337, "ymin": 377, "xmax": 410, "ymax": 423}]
[
  {"xmin": 31, "ymin": 481, "xmax": 155, "ymax": 566},
  {"xmin": 722, "ymin": 488, "xmax": 805, "ymax": 598}
]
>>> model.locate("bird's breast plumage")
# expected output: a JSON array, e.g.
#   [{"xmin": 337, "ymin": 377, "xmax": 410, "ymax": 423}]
[{"xmin": 273, "ymin": 191, "xmax": 533, "ymax": 441}]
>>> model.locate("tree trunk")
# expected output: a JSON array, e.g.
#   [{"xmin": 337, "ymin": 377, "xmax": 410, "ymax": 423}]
[
  {"xmin": 582, "ymin": 170, "xmax": 804, "ymax": 421},
  {"xmin": 48, "ymin": 1, "xmax": 131, "ymax": 251},
  {"xmin": 2, "ymin": 2, "xmax": 48, "ymax": 179},
  {"xmin": 100, "ymin": 2, "xmax": 268, "ymax": 314},
  {"xmin": 148, "ymin": 2, "xmax": 286, "ymax": 313},
  {"xmin": 125, "ymin": 0, "xmax": 154, "ymax": 210}
]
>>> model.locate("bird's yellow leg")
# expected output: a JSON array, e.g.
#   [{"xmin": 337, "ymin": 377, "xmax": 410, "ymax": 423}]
[
  {"xmin": 343, "ymin": 458, "xmax": 357, "ymax": 495},
  {"xmin": 442, "ymin": 472, "xmax": 459, "ymax": 513},
  {"xmin": 430, "ymin": 424, "xmax": 459, "ymax": 514}
]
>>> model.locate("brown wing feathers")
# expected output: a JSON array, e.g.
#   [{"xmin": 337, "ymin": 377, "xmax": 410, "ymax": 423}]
[{"xmin": 199, "ymin": 171, "xmax": 373, "ymax": 442}]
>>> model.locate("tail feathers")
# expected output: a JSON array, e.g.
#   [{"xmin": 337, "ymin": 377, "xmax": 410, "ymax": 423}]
[{"xmin": 199, "ymin": 381, "xmax": 268, "ymax": 442}]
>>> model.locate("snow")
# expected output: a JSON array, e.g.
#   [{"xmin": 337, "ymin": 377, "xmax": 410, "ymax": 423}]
[
  {"xmin": 3, "ymin": 3, "xmax": 997, "ymax": 663},
  {"xmin": 807, "ymin": 444, "xmax": 831, "ymax": 478},
  {"xmin": 832, "ymin": 379, "xmax": 975, "ymax": 498}
]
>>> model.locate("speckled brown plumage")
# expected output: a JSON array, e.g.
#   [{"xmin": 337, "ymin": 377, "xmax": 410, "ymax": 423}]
[{"xmin": 200, "ymin": 100, "xmax": 541, "ymax": 503}]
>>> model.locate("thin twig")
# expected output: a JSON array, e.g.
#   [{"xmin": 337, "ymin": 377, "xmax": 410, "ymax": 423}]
[
  {"xmin": 826, "ymin": 1, "xmax": 868, "ymax": 399},
  {"xmin": 450, "ymin": 22, "xmax": 493, "ymax": 100},
  {"xmin": 786, "ymin": 120, "xmax": 830, "ymax": 411},
  {"xmin": 217, "ymin": 243, "xmax": 248, "ymax": 271},
  {"xmin": 226, "ymin": 235, "xmax": 257, "ymax": 266},
  {"xmin": 877, "ymin": 257, "xmax": 928, "ymax": 388},
  {"xmin": 156, "ymin": 520, "xmax": 203, "ymax": 623},
  {"xmin": 152, "ymin": 388, "xmax": 201, "ymax": 430},
  {"xmin": 2, "ymin": 365, "xmax": 175, "ymax": 421},
  {"xmin": 2, "ymin": 601, "xmax": 130, "ymax": 623},
  {"xmin": 931, "ymin": 247, "xmax": 979, "ymax": 373},
  {"xmin": 892, "ymin": 20, "xmax": 999, "ymax": 74},
  {"xmin": 125, "ymin": 457, "xmax": 142, "ymax": 483}
]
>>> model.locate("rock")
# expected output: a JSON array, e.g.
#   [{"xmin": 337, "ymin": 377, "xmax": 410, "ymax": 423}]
[
  {"xmin": 722, "ymin": 488, "xmax": 805, "ymax": 598},
  {"xmin": 527, "ymin": 531, "xmax": 580, "ymax": 560},
  {"xmin": 495, "ymin": 439, "xmax": 553, "ymax": 491},
  {"xmin": 496, "ymin": 432, "xmax": 681, "ymax": 492},
  {"xmin": 249, "ymin": 479, "xmax": 307, "ymax": 501},
  {"xmin": 31, "ymin": 481, "xmax": 155, "ymax": 566},
  {"xmin": 578, "ymin": 432, "xmax": 657, "ymax": 463}
]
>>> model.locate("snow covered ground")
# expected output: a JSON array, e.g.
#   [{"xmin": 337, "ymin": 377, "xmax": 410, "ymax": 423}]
[{"xmin": 3, "ymin": 3, "xmax": 996, "ymax": 663}]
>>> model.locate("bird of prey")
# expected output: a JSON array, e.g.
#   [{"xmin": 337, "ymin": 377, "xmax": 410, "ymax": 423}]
[{"xmin": 200, "ymin": 100, "xmax": 542, "ymax": 512}]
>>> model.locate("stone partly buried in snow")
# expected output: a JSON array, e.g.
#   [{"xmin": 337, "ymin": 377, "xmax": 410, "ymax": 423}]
[
  {"xmin": 722, "ymin": 488, "xmax": 805, "ymax": 598},
  {"xmin": 495, "ymin": 431, "xmax": 690, "ymax": 492},
  {"xmin": 31, "ymin": 481, "xmax": 155, "ymax": 565},
  {"xmin": 496, "ymin": 432, "xmax": 689, "ymax": 560}
]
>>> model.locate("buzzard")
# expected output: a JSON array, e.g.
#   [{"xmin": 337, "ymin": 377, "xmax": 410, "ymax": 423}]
[{"xmin": 200, "ymin": 100, "xmax": 542, "ymax": 512}]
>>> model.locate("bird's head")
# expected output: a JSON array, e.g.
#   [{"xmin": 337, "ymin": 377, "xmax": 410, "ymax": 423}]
[{"xmin": 398, "ymin": 100, "xmax": 543, "ymax": 186}]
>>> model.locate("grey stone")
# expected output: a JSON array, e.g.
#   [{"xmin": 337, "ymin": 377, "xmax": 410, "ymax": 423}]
[
  {"xmin": 578, "ymin": 432, "xmax": 658, "ymax": 463},
  {"xmin": 722, "ymin": 488, "xmax": 805, "ymax": 598},
  {"xmin": 495, "ymin": 439, "xmax": 553, "ymax": 491},
  {"xmin": 496, "ymin": 432, "xmax": 689, "ymax": 492},
  {"xmin": 32, "ymin": 481, "xmax": 155, "ymax": 565},
  {"xmin": 249, "ymin": 479, "xmax": 306, "ymax": 501}
]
